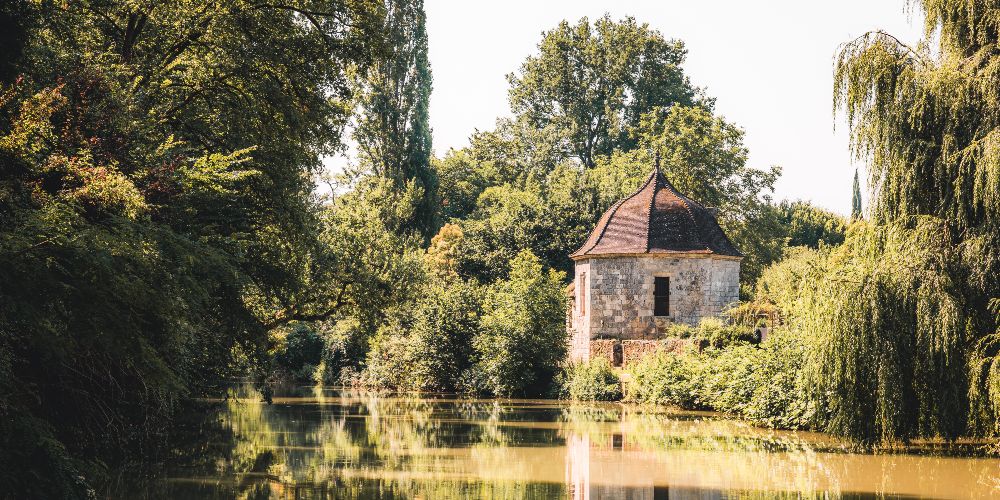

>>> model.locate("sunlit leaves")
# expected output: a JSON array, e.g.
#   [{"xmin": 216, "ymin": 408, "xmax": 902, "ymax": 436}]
[{"xmin": 833, "ymin": 0, "xmax": 1000, "ymax": 442}]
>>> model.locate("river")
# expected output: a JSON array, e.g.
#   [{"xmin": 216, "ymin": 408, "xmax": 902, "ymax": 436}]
[{"xmin": 119, "ymin": 385, "xmax": 1000, "ymax": 499}]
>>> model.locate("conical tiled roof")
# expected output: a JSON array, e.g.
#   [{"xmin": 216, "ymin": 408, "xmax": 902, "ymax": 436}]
[{"xmin": 571, "ymin": 163, "xmax": 742, "ymax": 259}]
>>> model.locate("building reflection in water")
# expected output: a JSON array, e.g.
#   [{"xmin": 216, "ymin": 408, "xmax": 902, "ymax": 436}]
[{"xmin": 565, "ymin": 424, "xmax": 722, "ymax": 500}]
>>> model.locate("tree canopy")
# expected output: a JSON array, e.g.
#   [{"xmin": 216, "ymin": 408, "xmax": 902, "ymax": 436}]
[
  {"xmin": 817, "ymin": 0, "xmax": 1000, "ymax": 443},
  {"xmin": 508, "ymin": 14, "xmax": 705, "ymax": 167},
  {"xmin": 0, "ymin": 1, "xmax": 385, "ymax": 495}
]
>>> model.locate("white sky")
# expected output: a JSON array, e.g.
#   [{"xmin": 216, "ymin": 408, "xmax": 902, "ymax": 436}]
[{"xmin": 423, "ymin": 0, "xmax": 925, "ymax": 215}]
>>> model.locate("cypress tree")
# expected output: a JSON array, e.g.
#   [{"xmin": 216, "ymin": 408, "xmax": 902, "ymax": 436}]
[{"xmin": 851, "ymin": 168, "xmax": 862, "ymax": 220}]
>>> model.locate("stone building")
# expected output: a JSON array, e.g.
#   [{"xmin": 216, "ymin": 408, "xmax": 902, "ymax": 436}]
[{"xmin": 567, "ymin": 162, "xmax": 742, "ymax": 362}]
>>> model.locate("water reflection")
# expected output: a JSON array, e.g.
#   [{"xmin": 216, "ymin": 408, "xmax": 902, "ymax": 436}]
[{"xmin": 117, "ymin": 385, "xmax": 1000, "ymax": 499}]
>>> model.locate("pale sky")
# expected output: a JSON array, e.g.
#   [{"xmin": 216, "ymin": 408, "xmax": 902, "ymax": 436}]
[{"xmin": 423, "ymin": 0, "xmax": 926, "ymax": 215}]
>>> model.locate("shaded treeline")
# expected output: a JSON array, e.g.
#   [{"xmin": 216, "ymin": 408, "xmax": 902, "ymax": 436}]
[{"xmin": 0, "ymin": 1, "xmax": 387, "ymax": 496}]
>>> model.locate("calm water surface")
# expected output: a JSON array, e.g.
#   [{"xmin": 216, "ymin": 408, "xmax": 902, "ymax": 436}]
[{"xmin": 123, "ymin": 386, "xmax": 1000, "ymax": 499}]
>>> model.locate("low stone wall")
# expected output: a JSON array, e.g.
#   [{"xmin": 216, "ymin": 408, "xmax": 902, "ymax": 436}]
[
  {"xmin": 662, "ymin": 337, "xmax": 708, "ymax": 354},
  {"xmin": 589, "ymin": 339, "xmax": 618, "ymax": 366},
  {"xmin": 618, "ymin": 337, "xmax": 708, "ymax": 367},
  {"xmin": 622, "ymin": 340, "xmax": 660, "ymax": 367}
]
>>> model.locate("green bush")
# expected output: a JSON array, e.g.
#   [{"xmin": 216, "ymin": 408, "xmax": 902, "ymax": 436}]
[
  {"xmin": 361, "ymin": 323, "xmax": 413, "ymax": 390},
  {"xmin": 663, "ymin": 317, "xmax": 758, "ymax": 348},
  {"xmin": 359, "ymin": 279, "xmax": 483, "ymax": 392},
  {"xmin": 697, "ymin": 331, "xmax": 816, "ymax": 429},
  {"xmin": 318, "ymin": 317, "xmax": 373, "ymax": 384},
  {"xmin": 625, "ymin": 329, "xmax": 816, "ymax": 429},
  {"xmin": 405, "ymin": 280, "xmax": 482, "ymax": 391},
  {"xmin": 558, "ymin": 358, "xmax": 623, "ymax": 401},
  {"xmin": 625, "ymin": 349, "xmax": 706, "ymax": 409}
]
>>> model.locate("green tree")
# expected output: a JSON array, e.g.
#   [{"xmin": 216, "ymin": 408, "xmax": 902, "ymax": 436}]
[
  {"xmin": 0, "ymin": 1, "xmax": 384, "ymax": 494},
  {"xmin": 851, "ymin": 168, "xmax": 863, "ymax": 220},
  {"xmin": 471, "ymin": 251, "xmax": 567, "ymax": 396},
  {"xmin": 405, "ymin": 280, "xmax": 482, "ymax": 391},
  {"xmin": 354, "ymin": 0, "xmax": 436, "ymax": 237},
  {"xmin": 817, "ymin": 0, "xmax": 1000, "ymax": 442},
  {"xmin": 305, "ymin": 177, "xmax": 429, "ymax": 331},
  {"xmin": 778, "ymin": 200, "xmax": 847, "ymax": 248},
  {"xmin": 508, "ymin": 14, "xmax": 704, "ymax": 167},
  {"xmin": 457, "ymin": 183, "xmax": 552, "ymax": 281}
]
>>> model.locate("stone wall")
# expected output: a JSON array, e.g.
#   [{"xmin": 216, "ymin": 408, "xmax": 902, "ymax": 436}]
[
  {"xmin": 622, "ymin": 340, "xmax": 660, "ymax": 366},
  {"xmin": 581, "ymin": 255, "xmax": 739, "ymax": 339},
  {"xmin": 568, "ymin": 260, "xmax": 593, "ymax": 362},
  {"xmin": 566, "ymin": 254, "xmax": 739, "ymax": 361},
  {"xmin": 588, "ymin": 338, "xmax": 710, "ymax": 367},
  {"xmin": 589, "ymin": 339, "xmax": 618, "ymax": 366}
]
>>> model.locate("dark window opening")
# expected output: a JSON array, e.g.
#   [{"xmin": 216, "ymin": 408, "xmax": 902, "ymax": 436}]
[
  {"xmin": 578, "ymin": 272, "xmax": 586, "ymax": 315},
  {"xmin": 654, "ymin": 277, "xmax": 670, "ymax": 317}
]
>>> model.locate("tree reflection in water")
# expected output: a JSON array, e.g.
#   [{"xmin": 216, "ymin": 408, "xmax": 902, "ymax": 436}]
[{"xmin": 112, "ymin": 385, "xmax": 1000, "ymax": 499}]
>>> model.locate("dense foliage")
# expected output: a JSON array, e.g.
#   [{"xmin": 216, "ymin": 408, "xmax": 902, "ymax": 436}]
[
  {"xmin": 357, "ymin": 248, "xmax": 566, "ymax": 397},
  {"xmin": 777, "ymin": 200, "xmax": 847, "ymax": 249},
  {"xmin": 9, "ymin": 0, "xmax": 949, "ymax": 493},
  {"xmin": 826, "ymin": 0, "xmax": 1000, "ymax": 443},
  {"xmin": 0, "ymin": 0, "xmax": 384, "ymax": 496},
  {"xmin": 444, "ymin": 104, "xmax": 787, "ymax": 284},
  {"xmin": 557, "ymin": 358, "xmax": 623, "ymax": 402},
  {"xmin": 625, "ymin": 331, "xmax": 815, "ymax": 430},
  {"xmin": 353, "ymin": 0, "xmax": 436, "ymax": 237},
  {"xmin": 508, "ymin": 15, "xmax": 705, "ymax": 167}
]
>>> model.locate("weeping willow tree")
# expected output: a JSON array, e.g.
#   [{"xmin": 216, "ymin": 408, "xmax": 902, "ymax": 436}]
[
  {"xmin": 823, "ymin": 0, "xmax": 1000, "ymax": 443},
  {"xmin": 798, "ymin": 220, "xmax": 970, "ymax": 444}
]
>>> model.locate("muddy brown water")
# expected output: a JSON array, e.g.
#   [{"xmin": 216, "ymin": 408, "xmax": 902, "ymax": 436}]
[{"xmin": 118, "ymin": 386, "xmax": 1000, "ymax": 499}]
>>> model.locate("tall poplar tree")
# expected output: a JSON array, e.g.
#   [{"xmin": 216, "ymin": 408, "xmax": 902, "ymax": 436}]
[{"xmin": 353, "ymin": 0, "xmax": 436, "ymax": 237}]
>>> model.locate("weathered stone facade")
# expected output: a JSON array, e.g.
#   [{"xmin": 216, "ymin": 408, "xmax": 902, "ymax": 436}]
[{"xmin": 568, "ymin": 254, "xmax": 740, "ymax": 361}]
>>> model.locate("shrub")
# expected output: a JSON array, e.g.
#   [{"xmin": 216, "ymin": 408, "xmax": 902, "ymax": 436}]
[
  {"xmin": 625, "ymin": 328, "xmax": 816, "ymax": 429},
  {"xmin": 359, "ymin": 279, "xmax": 483, "ymax": 392},
  {"xmin": 406, "ymin": 280, "xmax": 482, "ymax": 391},
  {"xmin": 697, "ymin": 330, "xmax": 816, "ymax": 429},
  {"xmin": 663, "ymin": 317, "xmax": 758, "ymax": 348},
  {"xmin": 558, "ymin": 358, "xmax": 623, "ymax": 401},
  {"xmin": 318, "ymin": 317, "xmax": 372, "ymax": 384},
  {"xmin": 361, "ymin": 323, "xmax": 413, "ymax": 390},
  {"xmin": 625, "ymin": 349, "xmax": 706, "ymax": 409}
]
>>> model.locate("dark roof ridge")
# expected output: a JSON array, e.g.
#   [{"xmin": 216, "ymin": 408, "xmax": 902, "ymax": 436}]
[{"xmin": 645, "ymin": 156, "xmax": 661, "ymax": 253}]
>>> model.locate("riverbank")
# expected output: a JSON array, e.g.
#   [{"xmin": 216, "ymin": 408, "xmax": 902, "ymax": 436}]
[{"xmin": 110, "ymin": 386, "xmax": 1000, "ymax": 499}]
